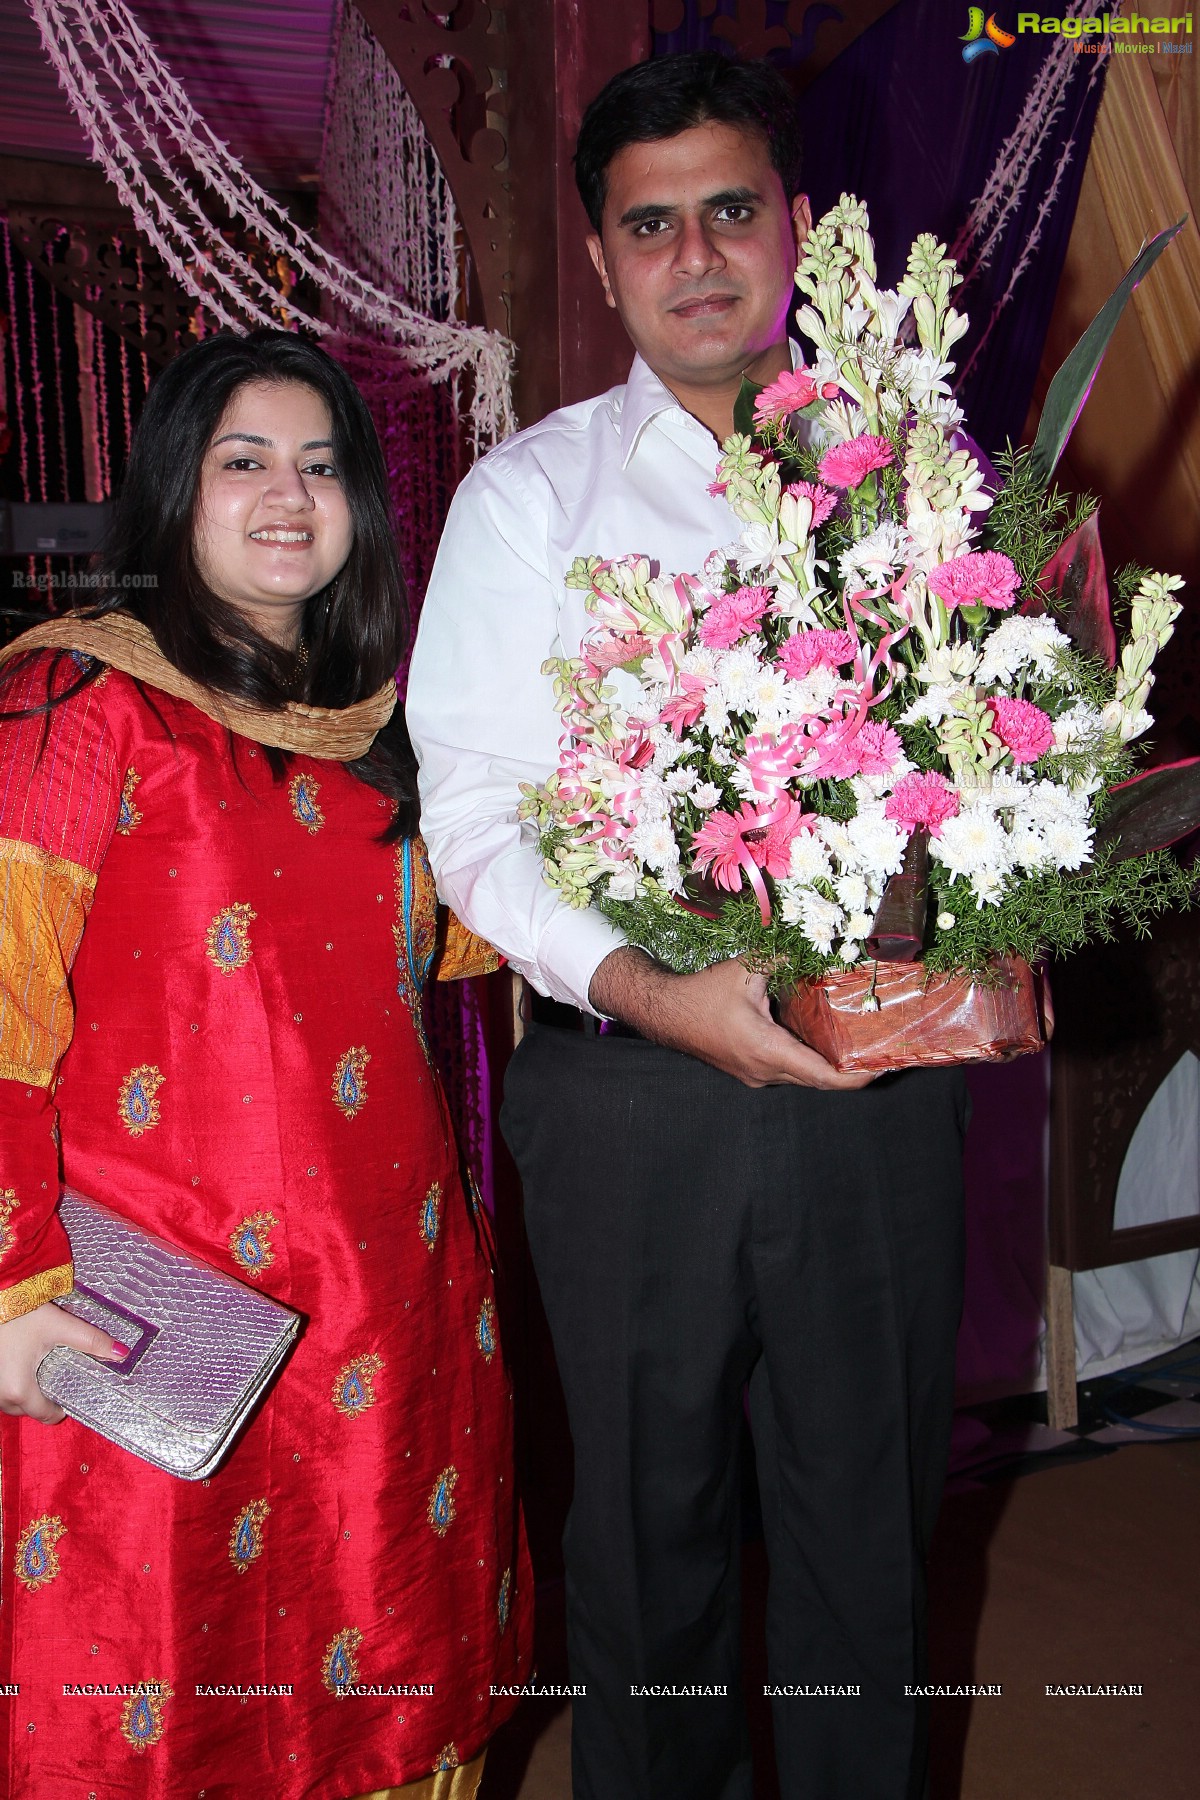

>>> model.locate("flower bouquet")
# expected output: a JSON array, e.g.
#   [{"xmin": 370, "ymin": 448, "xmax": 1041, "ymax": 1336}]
[{"xmin": 520, "ymin": 197, "xmax": 1199, "ymax": 1071}]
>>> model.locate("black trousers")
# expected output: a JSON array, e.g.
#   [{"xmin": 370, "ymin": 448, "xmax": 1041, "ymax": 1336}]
[{"xmin": 501, "ymin": 1026, "xmax": 968, "ymax": 1800}]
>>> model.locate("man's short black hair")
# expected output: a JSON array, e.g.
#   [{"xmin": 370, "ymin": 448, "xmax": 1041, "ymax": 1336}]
[{"xmin": 574, "ymin": 52, "xmax": 803, "ymax": 233}]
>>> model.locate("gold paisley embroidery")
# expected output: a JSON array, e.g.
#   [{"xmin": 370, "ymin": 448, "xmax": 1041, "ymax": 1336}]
[
  {"xmin": 322, "ymin": 1626, "xmax": 363, "ymax": 1697},
  {"xmin": 14, "ymin": 1514, "xmax": 66, "ymax": 1592},
  {"xmin": 332, "ymin": 1353, "xmax": 385, "ymax": 1418},
  {"xmin": 427, "ymin": 1466, "xmax": 458, "ymax": 1538},
  {"xmin": 118, "ymin": 1065, "xmax": 163, "ymax": 1136},
  {"xmin": 228, "ymin": 1499, "xmax": 270, "ymax": 1574},
  {"xmin": 419, "ymin": 1180, "xmax": 443, "ymax": 1253},
  {"xmin": 229, "ymin": 1211, "xmax": 279, "ymax": 1279},
  {"xmin": 332, "ymin": 1046, "xmax": 370, "ymax": 1120},
  {"xmin": 116, "ymin": 767, "xmax": 142, "ymax": 836},
  {"xmin": 205, "ymin": 902, "xmax": 257, "ymax": 976},
  {"xmin": 288, "ymin": 772, "xmax": 325, "ymax": 834},
  {"xmin": 433, "ymin": 1744, "xmax": 460, "ymax": 1773},
  {"xmin": 120, "ymin": 1681, "xmax": 173, "ymax": 1751}
]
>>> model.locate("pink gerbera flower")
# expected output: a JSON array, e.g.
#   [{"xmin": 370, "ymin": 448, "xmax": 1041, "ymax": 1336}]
[
  {"xmin": 776, "ymin": 628, "xmax": 858, "ymax": 680},
  {"xmin": 989, "ymin": 696, "xmax": 1054, "ymax": 764},
  {"xmin": 885, "ymin": 770, "xmax": 961, "ymax": 836},
  {"xmin": 658, "ymin": 672, "xmax": 709, "ymax": 738},
  {"xmin": 783, "ymin": 480, "xmax": 839, "ymax": 530},
  {"xmin": 583, "ymin": 630, "xmax": 653, "ymax": 678},
  {"xmin": 851, "ymin": 719, "xmax": 904, "ymax": 777},
  {"xmin": 753, "ymin": 368, "xmax": 832, "ymax": 426},
  {"xmin": 926, "ymin": 551, "xmax": 1020, "ymax": 612},
  {"xmin": 698, "ymin": 584, "xmax": 772, "ymax": 649},
  {"xmin": 818, "ymin": 435, "xmax": 895, "ymax": 491}
]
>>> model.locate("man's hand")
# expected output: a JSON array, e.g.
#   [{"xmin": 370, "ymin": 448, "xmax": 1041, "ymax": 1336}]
[
  {"xmin": 0, "ymin": 1302, "xmax": 126, "ymax": 1423},
  {"xmin": 588, "ymin": 947, "xmax": 875, "ymax": 1091}
]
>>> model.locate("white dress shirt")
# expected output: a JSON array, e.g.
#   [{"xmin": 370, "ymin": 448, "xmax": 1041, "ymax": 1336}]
[{"xmin": 407, "ymin": 354, "xmax": 751, "ymax": 1013}]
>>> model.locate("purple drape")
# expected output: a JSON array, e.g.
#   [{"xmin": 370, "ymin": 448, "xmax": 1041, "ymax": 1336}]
[{"xmin": 652, "ymin": 0, "xmax": 1110, "ymax": 454}]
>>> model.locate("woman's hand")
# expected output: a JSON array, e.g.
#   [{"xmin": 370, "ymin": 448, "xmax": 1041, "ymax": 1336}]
[{"xmin": 0, "ymin": 1303, "xmax": 126, "ymax": 1423}]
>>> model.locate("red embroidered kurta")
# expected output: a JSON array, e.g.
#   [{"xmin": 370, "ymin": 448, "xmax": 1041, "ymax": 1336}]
[{"xmin": 0, "ymin": 653, "xmax": 531, "ymax": 1796}]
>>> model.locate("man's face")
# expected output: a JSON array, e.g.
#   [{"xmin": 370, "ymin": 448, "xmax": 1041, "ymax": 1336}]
[{"xmin": 586, "ymin": 120, "xmax": 810, "ymax": 396}]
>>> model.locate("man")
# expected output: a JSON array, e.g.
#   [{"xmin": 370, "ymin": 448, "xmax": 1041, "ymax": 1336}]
[{"xmin": 407, "ymin": 53, "xmax": 968, "ymax": 1800}]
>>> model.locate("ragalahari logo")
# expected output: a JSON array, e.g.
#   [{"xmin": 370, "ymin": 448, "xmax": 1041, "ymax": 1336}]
[{"xmin": 961, "ymin": 7, "xmax": 1017, "ymax": 59}]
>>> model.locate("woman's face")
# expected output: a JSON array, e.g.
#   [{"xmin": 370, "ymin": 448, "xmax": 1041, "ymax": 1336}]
[{"xmin": 193, "ymin": 379, "xmax": 354, "ymax": 648}]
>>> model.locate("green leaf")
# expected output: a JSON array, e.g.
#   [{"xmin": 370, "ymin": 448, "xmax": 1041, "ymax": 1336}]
[
  {"xmin": 732, "ymin": 375, "xmax": 762, "ymax": 439},
  {"xmin": 1096, "ymin": 758, "xmax": 1200, "ymax": 861},
  {"xmin": 1028, "ymin": 217, "xmax": 1185, "ymax": 492}
]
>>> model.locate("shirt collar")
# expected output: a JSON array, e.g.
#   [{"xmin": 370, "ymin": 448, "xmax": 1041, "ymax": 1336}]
[{"xmin": 616, "ymin": 342, "xmax": 806, "ymax": 469}]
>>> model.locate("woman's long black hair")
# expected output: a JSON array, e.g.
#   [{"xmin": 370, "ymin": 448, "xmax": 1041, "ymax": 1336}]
[{"xmin": 2, "ymin": 329, "xmax": 418, "ymax": 838}]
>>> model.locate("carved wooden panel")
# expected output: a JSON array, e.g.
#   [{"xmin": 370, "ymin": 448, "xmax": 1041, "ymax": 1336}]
[
  {"xmin": 5, "ymin": 208, "xmax": 191, "ymax": 364},
  {"xmin": 1049, "ymin": 908, "xmax": 1200, "ymax": 1271},
  {"xmin": 354, "ymin": 0, "xmax": 512, "ymax": 336}
]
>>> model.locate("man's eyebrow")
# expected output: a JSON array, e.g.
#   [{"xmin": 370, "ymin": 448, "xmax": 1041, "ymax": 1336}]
[{"xmin": 615, "ymin": 187, "xmax": 764, "ymax": 228}]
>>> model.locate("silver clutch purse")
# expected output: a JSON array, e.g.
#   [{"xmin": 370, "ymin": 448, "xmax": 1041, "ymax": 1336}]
[{"xmin": 36, "ymin": 1189, "xmax": 301, "ymax": 1480}]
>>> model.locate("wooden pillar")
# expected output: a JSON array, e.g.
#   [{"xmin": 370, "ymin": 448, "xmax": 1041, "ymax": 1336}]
[{"xmin": 507, "ymin": 0, "xmax": 652, "ymax": 427}]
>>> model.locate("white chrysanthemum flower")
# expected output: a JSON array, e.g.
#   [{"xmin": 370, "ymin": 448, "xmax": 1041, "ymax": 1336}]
[
  {"xmin": 709, "ymin": 744, "xmax": 734, "ymax": 766},
  {"xmin": 719, "ymin": 643, "xmax": 766, "ymax": 711},
  {"xmin": 838, "ymin": 521, "xmax": 910, "ymax": 593},
  {"xmin": 1009, "ymin": 822, "xmax": 1050, "ymax": 874},
  {"xmin": 629, "ymin": 816, "xmax": 680, "ymax": 874},
  {"xmin": 1043, "ymin": 816, "xmax": 1094, "ymax": 871},
  {"xmin": 900, "ymin": 685, "xmax": 963, "ymax": 729},
  {"xmin": 788, "ymin": 832, "xmax": 833, "ymax": 883},
  {"xmin": 749, "ymin": 668, "xmax": 790, "ymax": 727},
  {"xmin": 975, "ymin": 616, "xmax": 1071, "ymax": 686},
  {"xmin": 969, "ymin": 866, "xmax": 1008, "ymax": 907},
  {"xmin": 840, "ymin": 939, "xmax": 862, "ymax": 964},
  {"xmin": 799, "ymin": 892, "xmax": 846, "ymax": 955},
  {"xmin": 1051, "ymin": 700, "xmax": 1108, "ymax": 755},
  {"xmin": 845, "ymin": 810, "xmax": 908, "ymax": 882},
  {"xmin": 701, "ymin": 691, "xmax": 731, "ymax": 735},
  {"xmin": 936, "ymin": 910, "xmax": 956, "ymax": 930},
  {"xmin": 790, "ymin": 665, "xmax": 842, "ymax": 716},
  {"xmin": 845, "ymin": 910, "xmax": 874, "ymax": 941},
  {"xmin": 933, "ymin": 808, "xmax": 1012, "ymax": 880},
  {"xmin": 835, "ymin": 873, "xmax": 869, "ymax": 913},
  {"xmin": 664, "ymin": 765, "xmax": 698, "ymax": 795},
  {"xmin": 692, "ymin": 781, "xmax": 723, "ymax": 810},
  {"xmin": 819, "ymin": 819, "xmax": 856, "ymax": 867},
  {"xmin": 681, "ymin": 644, "xmax": 721, "ymax": 681}
]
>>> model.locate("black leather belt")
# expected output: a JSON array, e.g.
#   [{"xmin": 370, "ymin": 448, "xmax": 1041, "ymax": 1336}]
[{"xmin": 526, "ymin": 992, "xmax": 644, "ymax": 1040}]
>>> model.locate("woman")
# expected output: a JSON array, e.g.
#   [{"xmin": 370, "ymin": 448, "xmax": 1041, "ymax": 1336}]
[{"xmin": 0, "ymin": 330, "xmax": 531, "ymax": 1797}]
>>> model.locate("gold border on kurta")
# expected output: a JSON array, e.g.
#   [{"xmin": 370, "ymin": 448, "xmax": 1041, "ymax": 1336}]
[{"xmin": 0, "ymin": 1261, "xmax": 74, "ymax": 1322}]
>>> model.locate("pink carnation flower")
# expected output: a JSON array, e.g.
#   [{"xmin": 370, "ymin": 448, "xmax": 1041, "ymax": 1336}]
[
  {"xmin": 818, "ymin": 435, "xmax": 895, "ymax": 491},
  {"xmin": 885, "ymin": 770, "xmax": 961, "ymax": 836},
  {"xmin": 783, "ymin": 481, "xmax": 838, "ymax": 530},
  {"xmin": 776, "ymin": 628, "xmax": 857, "ymax": 680},
  {"xmin": 698, "ymin": 584, "xmax": 772, "ymax": 649},
  {"xmin": 989, "ymin": 696, "xmax": 1054, "ymax": 764},
  {"xmin": 926, "ymin": 551, "xmax": 1020, "ymax": 612},
  {"xmin": 851, "ymin": 719, "xmax": 904, "ymax": 777},
  {"xmin": 753, "ymin": 368, "xmax": 836, "ymax": 426}
]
